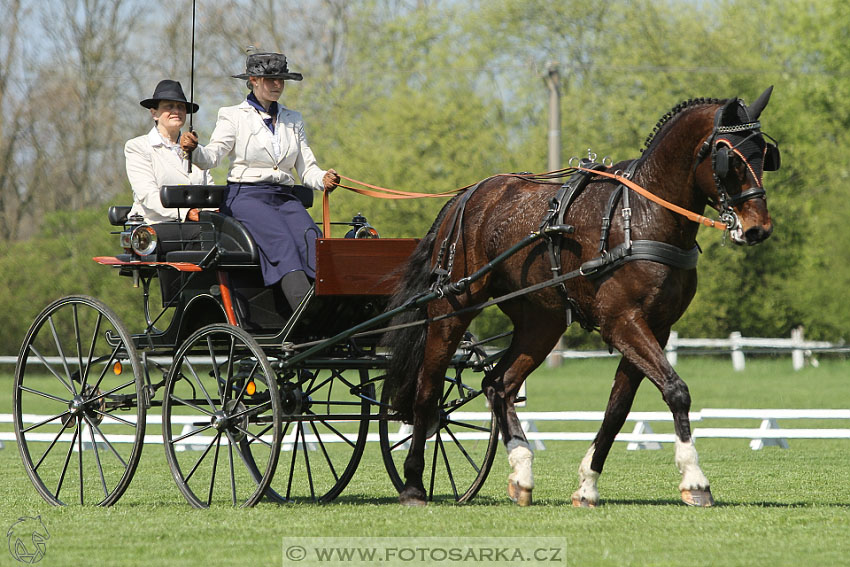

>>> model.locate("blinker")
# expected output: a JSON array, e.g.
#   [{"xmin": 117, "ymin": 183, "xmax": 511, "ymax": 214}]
[{"xmin": 764, "ymin": 143, "xmax": 780, "ymax": 171}]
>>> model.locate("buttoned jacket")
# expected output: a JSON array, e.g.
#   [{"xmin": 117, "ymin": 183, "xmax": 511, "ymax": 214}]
[
  {"xmin": 125, "ymin": 128, "xmax": 213, "ymax": 223},
  {"xmin": 191, "ymin": 101, "xmax": 327, "ymax": 190}
]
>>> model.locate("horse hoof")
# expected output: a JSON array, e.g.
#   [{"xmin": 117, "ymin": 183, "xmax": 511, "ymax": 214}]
[
  {"xmin": 399, "ymin": 487, "xmax": 427, "ymax": 507},
  {"xmin": 681, "ymin": 488, "xmax": 714, "ymax": 507},
  {"xmin": 570, "ymin": 493, "xmax": 596, "ymax": 508},
  {"xmin": 508, "ymin": 481, "xmax": 533, "ymax": 507}
]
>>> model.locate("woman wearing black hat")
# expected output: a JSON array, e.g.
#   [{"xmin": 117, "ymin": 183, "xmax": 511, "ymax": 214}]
[
  {"xmin": 125, "ymin": 79, "xmax": 212, "ymax": 222},
  {"xmin": 181, "ymin": 52, "xmax": 339, "ymax": 313}
]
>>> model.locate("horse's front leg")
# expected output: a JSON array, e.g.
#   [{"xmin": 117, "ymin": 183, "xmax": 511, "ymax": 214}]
[
  {"xmin": 609, "ymin": 319, "xmax": 713, "ymax": 507},
  {"xmin": 572, "ymin": 358, "xmax": 643, "ymax": 507}
]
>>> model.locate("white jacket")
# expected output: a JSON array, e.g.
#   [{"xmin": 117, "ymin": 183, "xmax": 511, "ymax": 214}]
[
  {"xmin": 190, "ymin": 101, "xmax": 327, "ymax": 190},
  {"xmin": 125, "ymin": 127, "xmax": 213, "ymax": 223}
]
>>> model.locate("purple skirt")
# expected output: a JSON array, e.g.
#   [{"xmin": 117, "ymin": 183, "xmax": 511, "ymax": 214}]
[{"xmin": 223, "ymin": 183, "xmax": 320, "ymax": 286}]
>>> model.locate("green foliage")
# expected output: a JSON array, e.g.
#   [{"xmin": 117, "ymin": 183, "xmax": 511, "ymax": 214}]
[{"xmin": 2, "ymin": 0, "xmax": 849, "ymax": 352}]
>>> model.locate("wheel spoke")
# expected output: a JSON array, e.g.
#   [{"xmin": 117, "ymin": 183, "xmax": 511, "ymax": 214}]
[
  {"xmin": 207, "ymin": 433, "xmax": 222, "ymax": 507},
  {"xmin": 444, "ymin": 425, "xmax": 481, "ymax": 473},
  {"xmin": 438, "ymin": 435, "xmax": 459, "ymax": 501},
  {"xmin": 88, "ymin": 420, "xmax": 128, "ymax": 468},
  {"xmin": 285, "ymin": 424, "xmax": 301, "ymax": 501},
  {"xmin": 222, "ymin": 336, "xmax": 236, "ymax": 406},
  {"xmin": 206, "ymin": 335, "xmax": 225, "ymax": 405},
  {"xmin": 305, "ymin": 411, "xmax": 356, "ymax": 449},
  {"xmin": 78, "ymin": 416, "xmax": 85, "ymax": 505},
  {"xmin": 184, "ymin": 359, "xmax": 217, "ymax": 412},
  {"xmin": 32, "ymin": 420, "xmax": 73, "ymax": 472},
  {"xmin": 73, "ymin": 304, "xmax": 85, "ymax": 395},
  {"xmin": 184, "ymin": 432, "xmax": 220, "ymax": 484},
  {"xmin": 169, "ymin": 393, "xmax": 215, "ymax": 417},
  {"xmin": 445, "ymin": 419, "xmax": 491, "ymax": 433},
  {"xmin": 225, "ymin": 431, "xmax": 237, "ymax": 506},
  {"xmin": 85, "ymin": 379, "xmax": 136, "ymax": 404},
  {"xmin": 22, "ymin": 410, "xmax": 70, "ymax": 433},
  {"xmin": 427, "ymin": 431, "xmax": 439, "ymax": 501},
  {"xmin": 55, "ymin": 422, "xmax": 79, "ymax": 501},
  {"xmin": 80, "ymin": 311, "xmax": 103, "ymax": 391},
  {"xmin": 86, "ymin": 415, "xmax": 109, "ymax": 499},
  {"xmin": 48, "ymin": 316, "xmax": 77, "ymax": 396},
  {"xmin": 300, "ymin": 424, "xmax": 316, "ymax": 501},
  {"xmin": 233, "ymin": 424, "xmax": 273, "ymax": 448},
  {"xmin": 87, "ymin": 342, "xmax": 125, "ymax": 394},
  {"xmin": 27, "ymin": 345, "xmax": 75, "ymax": 396},
  {"xmin": 389, "ymin": 430, "xmax": 413, "ymax": 452},
  {"xmin": 171, "ymin": 424, "xmax": 214, "ymax": 445},
  {"xmin": 308, "ymin": 421, "xmax": 339, "ymax": 483},
  {"xmin": 91, "ymin": 409, "xmax": 135, "ymax": 427},
  {"xmin": 18, "ymin": 385, "xmax": 71, "ymax": 405}
]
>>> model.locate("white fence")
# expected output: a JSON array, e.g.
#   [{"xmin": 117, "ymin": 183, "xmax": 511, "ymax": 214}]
[
  {"xmin": 547, "ymin": 327, "xmax": 847, "ymax": 370},
  {"xmin": 3, "ymin": 408, "xmax": 849, "ymax": 452}
]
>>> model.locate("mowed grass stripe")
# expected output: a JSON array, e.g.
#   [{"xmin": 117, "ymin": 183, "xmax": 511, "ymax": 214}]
[{"xmin": 1, "ymin": 357, "xmax": 848, "ymax": 566}]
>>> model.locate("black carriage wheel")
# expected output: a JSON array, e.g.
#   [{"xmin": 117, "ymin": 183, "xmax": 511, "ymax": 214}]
[
  {"xmin": 379, "ymin": 340, "xmax": 499, "ymax": 503},
  {"xmin": 162, "ymin": 324, "xmax": 282, "ymax": 508},
  {"xmin": 378, "ymin": 380, "xmax": 498, "ymax": 503},
  {"xmin": 257, "ymin": 366, "xmax": 372, "ymax": 503},
  {"xmin": 13, "ymin": 295, "xmax": 146, "ymax": 506}
]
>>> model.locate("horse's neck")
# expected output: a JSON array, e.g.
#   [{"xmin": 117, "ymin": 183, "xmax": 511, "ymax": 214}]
[{"xmin": 633, "ymin": 110, "xmax": 714, "ymax": 243}]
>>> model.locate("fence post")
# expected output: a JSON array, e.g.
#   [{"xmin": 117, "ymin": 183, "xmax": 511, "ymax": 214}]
[
  {"xmin": 791, "ymin": 326, "xmax": 805, "ymax": 371},
  {"xmin": 730, "ymin": 331, "xmax": 745, "ymax": 371},
  {"xmin": 666, "ymin": 330, "xmax": 679, "ymax": 367}
]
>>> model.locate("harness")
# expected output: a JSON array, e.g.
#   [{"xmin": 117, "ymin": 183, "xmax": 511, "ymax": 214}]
[{"xmin": 537, "ymin": 159, "xmax": 699, "ymax": 328}]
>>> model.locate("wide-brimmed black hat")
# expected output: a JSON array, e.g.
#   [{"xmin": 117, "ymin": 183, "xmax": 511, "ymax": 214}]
[
  {"xmin": 232, "ymin": 52, "xmax": 303, "ymax": 81},
  {"xmin": 140, "ymin": 80, "xmax": 198, "ymax": 113}
]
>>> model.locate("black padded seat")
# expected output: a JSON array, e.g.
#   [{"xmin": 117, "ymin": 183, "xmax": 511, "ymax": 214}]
[
  {"xmin": 165, "ymin": 211, "xmax": 258, "ymax": 266},
  {"xmin": 160, "ymin": 185, "xmax": 227, "ymax": 209}
]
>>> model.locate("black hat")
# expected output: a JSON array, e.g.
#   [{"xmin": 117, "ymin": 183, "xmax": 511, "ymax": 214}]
[
  {"xmin": 140, "ymin": 80, "xmax": 199, "ymax": 113},
  {"xmin": 232, "ymin": 52, "xmax": 303, "ymax": 81}
]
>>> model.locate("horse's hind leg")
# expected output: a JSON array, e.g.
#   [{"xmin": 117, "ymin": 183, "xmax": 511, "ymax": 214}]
[
  {"xmin": 399, "ymin": 315, "xmax": 474, "ymax": 506},
  {"xmin": 572, "ymin": 358, "xmax": 643, "ymax": 507},
  {"xmin": 483, "ymin": 303, "xmax": 566, "ymax": 506}
]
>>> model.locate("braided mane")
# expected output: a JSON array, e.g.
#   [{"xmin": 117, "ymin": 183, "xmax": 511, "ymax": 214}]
[{"xmin": 640, "ymin": 97, "xmax": 728, "ymax": 155}]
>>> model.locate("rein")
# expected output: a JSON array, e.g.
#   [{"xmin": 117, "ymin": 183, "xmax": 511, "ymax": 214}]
[{"xmin": 575, "ymin": 166, "xmax": 729, "ymax": 231}]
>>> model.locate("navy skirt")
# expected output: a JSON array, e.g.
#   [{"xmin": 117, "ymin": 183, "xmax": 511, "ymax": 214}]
[{"xmin": 222, "ymin": 183, "xmax": 321, "ymax": 286}]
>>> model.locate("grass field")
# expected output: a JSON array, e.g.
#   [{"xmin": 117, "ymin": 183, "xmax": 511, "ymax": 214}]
[{"xmin": 2, "ymin": 357, "xmax": 849, "ymax": 566}]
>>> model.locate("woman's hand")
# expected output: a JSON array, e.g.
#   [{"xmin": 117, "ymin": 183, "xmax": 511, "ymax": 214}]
[
  {"xmin": 323, "ymin": 168, "xmax": 340, "ymax": 192},
  {"xmin": 180, "ymin": 131, "xmax": 199, "ymax": 152}
]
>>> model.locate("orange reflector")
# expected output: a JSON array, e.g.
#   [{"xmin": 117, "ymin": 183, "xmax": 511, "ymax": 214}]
[
  {"xmin": 113, "ymin": 361, "xmax": 123, "ymax": 375},
  {"xmin": 246, "ymin": 381, "xmax": 256, "ymax": 396}
]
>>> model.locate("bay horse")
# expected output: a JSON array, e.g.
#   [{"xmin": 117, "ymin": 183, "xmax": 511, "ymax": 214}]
[{"xmin": 382, "ymin": 87, "xmax": 778, "ymax": 507}]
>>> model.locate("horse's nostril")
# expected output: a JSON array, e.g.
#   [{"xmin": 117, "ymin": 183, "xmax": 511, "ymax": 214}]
[{"xmin": 745, "ymin": 225, "xmax": 771, "ymax": 244}]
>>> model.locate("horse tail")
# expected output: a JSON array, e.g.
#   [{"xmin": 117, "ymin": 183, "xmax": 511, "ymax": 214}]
[{"xmin": 381, "ymin": 195, "xmax": 460, "ymax": 422}]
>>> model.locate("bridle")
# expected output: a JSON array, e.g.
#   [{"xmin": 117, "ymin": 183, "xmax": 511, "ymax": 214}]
[{"xmin": 695, "ymin": 100, "xmax": 781, "ymax": 230}]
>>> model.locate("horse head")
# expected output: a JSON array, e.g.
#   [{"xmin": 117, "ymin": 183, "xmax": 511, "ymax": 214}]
[{"xmin": 695, "ymin": 86, "xmax": 778, "ymax": 245}]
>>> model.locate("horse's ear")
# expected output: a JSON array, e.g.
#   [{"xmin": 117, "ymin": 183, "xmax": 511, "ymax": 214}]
[{"xmin": 748, "ymin": 86, "xmax": 774, "ymax": 120}]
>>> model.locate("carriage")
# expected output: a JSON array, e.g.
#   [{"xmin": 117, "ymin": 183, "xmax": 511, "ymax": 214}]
[
  {"xmin": 12, "ymin": 184, "xmax": 501, "ymax": 507},
  {"xmin": 13, "ymin": 88, "xmax": 780, "ymax": 509}
]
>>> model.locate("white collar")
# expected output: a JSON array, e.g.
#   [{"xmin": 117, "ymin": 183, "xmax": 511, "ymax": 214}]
[{"xmin": 147, "ymin": 126, "xmax": 180, "ymax": 148}]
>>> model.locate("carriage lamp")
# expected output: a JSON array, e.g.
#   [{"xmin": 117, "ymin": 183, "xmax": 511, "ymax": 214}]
[
  {"xmin": 345, "ymin": 213, "xmax": 380, "ymax": 239},
  {"xmin": 130, "ymin": 225, "xmax": 158, "ymax": 256}
]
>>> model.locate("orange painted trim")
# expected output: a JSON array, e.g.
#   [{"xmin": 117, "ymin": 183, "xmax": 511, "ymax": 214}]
[
  {"xmin": 216, "ymin": 271, "xmax": 239, "ymax": 326},
  {"xmin": 93, "ymin": 256, "xmax": 203, "ymax": 272}
]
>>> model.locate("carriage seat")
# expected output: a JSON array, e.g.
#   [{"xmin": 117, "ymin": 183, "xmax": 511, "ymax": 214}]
[{"xmin": 164, "ymin": 211, "xmax": 259, "ymax": 266}]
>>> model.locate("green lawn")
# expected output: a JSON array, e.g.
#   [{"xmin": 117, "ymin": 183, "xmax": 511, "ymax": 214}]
[{"xmin": 1, "ymin": 357, "xmax": 848, "ymax": 566}]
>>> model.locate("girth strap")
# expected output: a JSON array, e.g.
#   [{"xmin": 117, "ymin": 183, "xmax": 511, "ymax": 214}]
[{"xmin": 580, "ymin": 240, "xmax": 700, "ymax": 278}]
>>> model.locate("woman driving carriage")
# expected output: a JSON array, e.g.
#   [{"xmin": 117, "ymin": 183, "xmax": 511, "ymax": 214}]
[
  {"xmin": 125, "ymin": 80, "xmax": 213, "ymax": 223},
  {"xmin": 180, "ymin": 51, "xmax": 339, "ymax": 313}
]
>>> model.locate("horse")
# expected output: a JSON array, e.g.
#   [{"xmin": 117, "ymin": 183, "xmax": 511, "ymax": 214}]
[{"xmin": 381, "ymin": 87, "xmax": 778, "ymax": 507}]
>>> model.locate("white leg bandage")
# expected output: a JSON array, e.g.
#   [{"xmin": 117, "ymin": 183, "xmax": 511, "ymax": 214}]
[
  {"xmin": 675, "ymin": 438, "xmax": 710, "ymax": 491},
  {"xmin": 574, "ymin": 445, "xmax": 600, "ymax": 503},
  {"xmin": 507, "ymin": 445, "xmax": 534, "ymax": 490}
]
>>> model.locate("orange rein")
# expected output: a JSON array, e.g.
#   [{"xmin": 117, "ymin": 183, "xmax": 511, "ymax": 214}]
[
  {"xmin": 321, "ymin": 168, "xmax": 729, "ymax": 236},
  {"xmin": 575, "ymin": 167, "xmax": 728, "ymax": 231}
]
